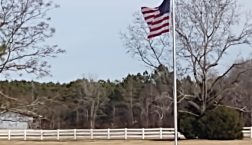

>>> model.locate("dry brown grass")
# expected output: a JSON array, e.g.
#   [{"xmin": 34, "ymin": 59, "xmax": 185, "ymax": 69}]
[{"xmin": 0, "ymin": 139, "xmax": 251, "ymax": 145}]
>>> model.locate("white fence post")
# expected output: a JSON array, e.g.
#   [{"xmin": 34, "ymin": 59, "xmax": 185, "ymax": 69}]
[
  {"xmin": 90, "ymin": 129, "xmax": 93, "ymax": 139},
  {"xmin": 74, "ymin": 129, "xmax": 77, "ymax": 140},
  {"xmin": 107, "ymin": 128, "xmax": 110, "ymax": 139},
  {"xmin": 24, "ymin": 129, "xmax": 27, "ymax": 140},
  {"xmin": 142, "ymin": 128, "xmax": 145, "ymax": 140},
  {"xmin": 57, "ymin": 129, "xmax": 60, "ymax": 140},
  {"xmin": 160, "ymin": 128, "xmax": 163, "ymax": 139},
  {"xmin": 250, "ymin": 127, "xmax": 252, "ymax": 139},
  {"xmin": 40, "ymin": 129, "xmax": 43, "ymax": 140},
  {"xmin": 124, "ymin": 128, "xmax": 127, "ymax": 140},
  {"xmin": 8, "ymin": 130, "xmax": 10, "ymax": 141}
]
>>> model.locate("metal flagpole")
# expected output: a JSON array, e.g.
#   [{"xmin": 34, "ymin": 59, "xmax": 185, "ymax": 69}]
[{"xmin": 172, "ymin": 0, "xmax": 178, "ymax": 145}]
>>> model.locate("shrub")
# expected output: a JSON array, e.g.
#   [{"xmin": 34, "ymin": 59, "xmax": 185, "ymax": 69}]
[
  {"xmin": 197, "ymin": 107, "xmax": 243, "ymax": 140},
  {"xmin": 179, "ymin": 107, "xmax": 244, "ymax": 140},
  {"xmin": 178, "ymin": 113, "xmax": 198, "ymax": 139}
]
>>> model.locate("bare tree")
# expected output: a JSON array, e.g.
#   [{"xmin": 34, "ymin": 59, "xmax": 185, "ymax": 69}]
[
  {"xmin": 0, "ymin": 0, "xmax": 64, "ymax": 126},
  {"xmin": 80, "ymin": 79, "xmax": 108, "ymax": 129},
  {"xmin": 224, "ymin": 59, "xmax": 252, "ymax": 125},
  {"xmin": 121, "ymin": 0, "xmax": 252, "ymax": 116},
  {"xmin": 0, "ymin": 0, "xmax": 64, "ymax": 77},
  {"xmin": 121, "ymin": 13, "xmax": 173, "ymax": 70},
  {"xmin": 176, "ymin": 0, "xmax": 252, "ymax": 115}
]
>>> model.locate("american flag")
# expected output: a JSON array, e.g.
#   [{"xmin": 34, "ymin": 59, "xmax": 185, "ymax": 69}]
[{"xmin": 141, "ymin": 0, "xmax": 170, "ymax": 39}]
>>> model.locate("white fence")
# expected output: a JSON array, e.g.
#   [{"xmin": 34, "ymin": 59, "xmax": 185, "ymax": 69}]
[
  {"xmin": 0, "ymin": 127, "xmax": 250, "ymax": 141},
  {"xmin": 0, "ymin": 128, "xmax": 182, "ymax": 141},
  {"xmin": 242, "ymin": 127, "xmax": 252, "ymax": 138}
]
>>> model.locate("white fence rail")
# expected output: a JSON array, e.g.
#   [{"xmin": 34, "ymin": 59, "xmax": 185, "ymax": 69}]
[{"xmin": 0, "ymin": 127, "xmax": 250, "ymax": 141}]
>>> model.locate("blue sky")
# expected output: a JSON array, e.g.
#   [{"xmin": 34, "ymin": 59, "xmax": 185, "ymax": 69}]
[
  {"xmin": 42, "ymin": 0, "xmax": 164, "ymax": 83},
  {"xmin": 10, "ymin": 0, "xmax": 252, "ymax": 83}
]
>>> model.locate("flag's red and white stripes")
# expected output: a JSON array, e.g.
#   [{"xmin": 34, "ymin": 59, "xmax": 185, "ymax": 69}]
[{"xmin": 141, "ymin": 7, "xmax": 170, "ymax": 39}]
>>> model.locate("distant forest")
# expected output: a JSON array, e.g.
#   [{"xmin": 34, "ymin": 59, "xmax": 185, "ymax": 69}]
[{"xmin": 0, "ymin": 63, "xmax": 251, "ymax": 129}]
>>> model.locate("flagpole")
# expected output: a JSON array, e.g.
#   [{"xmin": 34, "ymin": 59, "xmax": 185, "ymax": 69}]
[{"xmin": 172, "ymin": 0, "xmax": 178, "ymax": 144}]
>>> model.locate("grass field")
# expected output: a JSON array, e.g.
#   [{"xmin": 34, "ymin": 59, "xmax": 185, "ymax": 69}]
[{"xmin": 0, "ymin": 139, "xmax": 251, "ymax": 145}]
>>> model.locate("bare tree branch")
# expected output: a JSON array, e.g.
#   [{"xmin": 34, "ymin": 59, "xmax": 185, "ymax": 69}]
[{"xmin": 0, "ymin": 0, "xmax": 65, "ymax": 77}]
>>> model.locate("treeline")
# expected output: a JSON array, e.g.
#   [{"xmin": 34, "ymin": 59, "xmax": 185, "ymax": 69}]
[{"xmin": 0, "ymin": 65, "xmax": 251, "ymax": 129}]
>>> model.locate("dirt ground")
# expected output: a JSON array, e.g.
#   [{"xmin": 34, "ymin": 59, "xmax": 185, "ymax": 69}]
[{"xmin": 0, "ymin": 139, "xmax": 251, "ymax": 145}]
